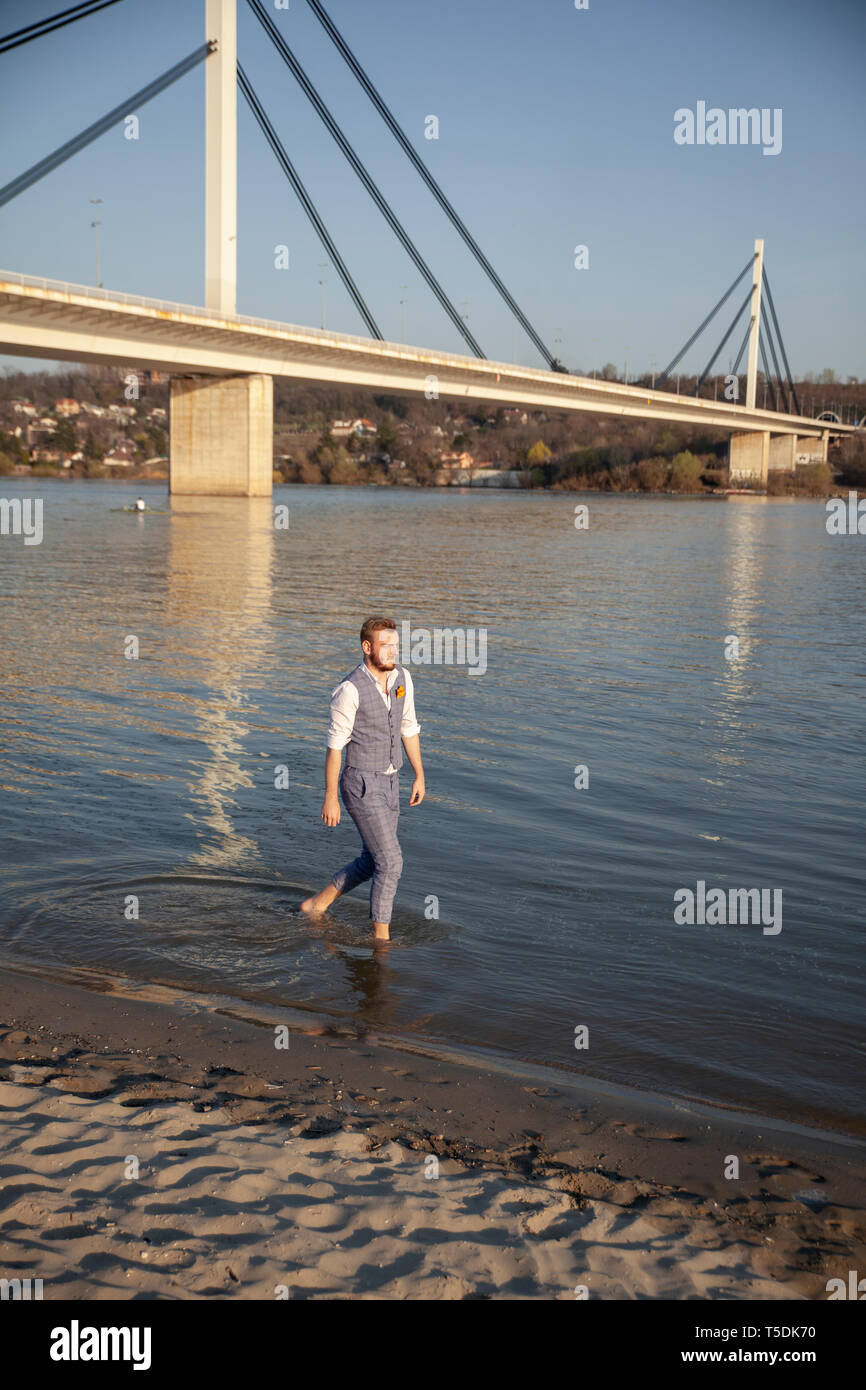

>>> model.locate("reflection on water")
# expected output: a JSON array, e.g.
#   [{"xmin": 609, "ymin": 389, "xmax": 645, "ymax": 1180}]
[
  {"xmin": 166, "ymin": 498, "xmax": 274, "ymax": 870},
  {"xmin": 0, "ymin": 481, "xmax": 864, "ymax": 1136}
]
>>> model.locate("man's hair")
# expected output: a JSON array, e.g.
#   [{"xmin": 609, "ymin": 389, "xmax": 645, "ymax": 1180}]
[{"xmin": 360, "ymin": 615, "xmax": 397, "ymax": 647}]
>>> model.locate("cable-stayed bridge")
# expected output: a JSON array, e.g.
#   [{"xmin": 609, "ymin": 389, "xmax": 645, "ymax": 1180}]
[{"xmin": 0, "ymin": 0, "xmax": 857, "ymax": 495}]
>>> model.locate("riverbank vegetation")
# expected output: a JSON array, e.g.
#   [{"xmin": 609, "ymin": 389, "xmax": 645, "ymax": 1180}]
[{"xmin": 1, "ymin": 363, "xmax": 862, "ymax": 497}]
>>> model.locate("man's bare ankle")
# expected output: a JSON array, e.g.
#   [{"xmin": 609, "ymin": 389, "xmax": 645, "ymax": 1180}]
[{"xmin": 301, "ymin": 886, "xmax": 338, "ymax": 914}]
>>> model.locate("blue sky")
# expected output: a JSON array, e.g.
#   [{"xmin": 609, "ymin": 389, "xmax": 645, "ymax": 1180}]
[{"xmin": 0, "ymin": 0, "xmax": 863, "ymax": 378}]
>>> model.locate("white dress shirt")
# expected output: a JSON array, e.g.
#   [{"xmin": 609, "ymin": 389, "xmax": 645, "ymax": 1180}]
[{"xmin": 328, "ymin": 662, "xmax": 420, "ymax": 773}]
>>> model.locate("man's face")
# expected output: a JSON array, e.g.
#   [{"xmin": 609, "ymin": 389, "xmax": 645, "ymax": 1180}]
[{"xmin": 367, "ymin": 628, "xmax": 398, "ymax": 670}]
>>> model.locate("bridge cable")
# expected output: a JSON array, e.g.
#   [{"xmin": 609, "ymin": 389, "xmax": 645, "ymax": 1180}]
[
  {"xmin": 760, "ymin": 300, "xmax": 790, "ymax": 414},
  {"xmin": 303, "ymin": 0, "xmax": 559, "ymax": 371},
  {"xmin": 655, "ymin": 254, "xmax": 756, "ymax": 387},
  {"xmin": 761, "ymin": 269, "xmax": 801, "ymax": 415},
  {"xmin": 237, "ymin": 63, "xmax": 383, "ymax": 341},
  {"xmin": 765, "ymin": 300, "xmax": 795, "ymax": 414},
  {"xmin": 758, "ymin": 320, "xmax": 780, "ymax": 412},
  {"xmin": 692, "ymin": 289, "xmax": 752, "ymax": 395},
  {"xmin": 0, "ymin": 0, "xmax": 124, "ymax": 55},
  {"xmin": 246, "ymin": 0, "xmax": 486, "ymax": 359},
  {"xmin": 730, "ymin": 318, "xmax": 752, "ymax": 378},
  {"xmin": 0, "ymin": 43, "xmax": 214, "ymax": 209}
]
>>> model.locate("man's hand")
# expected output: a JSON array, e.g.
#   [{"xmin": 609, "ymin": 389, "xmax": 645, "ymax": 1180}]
[
  {"xmin": 321, "ymin": 796, "xmax": 341, "ymax": 826},
  {"xmin": 409, "ymin": 777, "xmax": 425, "ymax": 807}
]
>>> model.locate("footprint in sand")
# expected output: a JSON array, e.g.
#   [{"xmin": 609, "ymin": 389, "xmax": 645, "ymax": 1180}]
[{"xmin": 610, "ymin": 1121, "xmax": 688, "ymax": 1141}]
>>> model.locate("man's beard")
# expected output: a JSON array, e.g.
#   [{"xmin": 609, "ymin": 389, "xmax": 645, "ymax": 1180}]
[{"xmin": 370, "ymin": 651, "xmax": 397, "ymax": 671}]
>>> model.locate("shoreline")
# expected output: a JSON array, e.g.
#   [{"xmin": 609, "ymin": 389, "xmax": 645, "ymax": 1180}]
[
  {"xmin": 2, "ymin": 955, "xmax": 862, "ymax": 1145},
  {"xmin": 3, "ymin": 473, "xmax": 849, "ymax": 499},
  {"xmin": 2, "ymin": 965, "xmax": 864, "ymax": 1299}
]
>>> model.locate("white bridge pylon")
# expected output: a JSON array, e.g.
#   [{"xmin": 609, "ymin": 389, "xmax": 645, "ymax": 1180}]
[
  {"xmin": 745, "ymin": 237, "xmax": 764, "ymax": 411},
  {"xmin": 205, "ymin": 0, "xmax": 237, "ymax": 316}
]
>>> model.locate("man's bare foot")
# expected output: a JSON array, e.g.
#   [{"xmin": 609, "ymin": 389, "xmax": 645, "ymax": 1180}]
[
  {"xmin": 300, "ymin": 884, "xmax": 340, "ymax": 915},
  {"xmin": 373, "ymin": 921, "xmax": 390, "ymax": 942}
]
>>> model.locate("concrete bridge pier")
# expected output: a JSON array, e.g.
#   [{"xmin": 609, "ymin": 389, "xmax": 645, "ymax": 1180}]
[
  {"xmin": 728, "ymin": 431, "xmax": 770, "ymax": 486},
  {"xmin": 169, "ymin": 374, "xmax": 273, "ymax": 496},
  {"xmin": 730, "ymin": 429, "xmax": 830, "ymax": 485},
  {"xmin": 769, "ymin": 434, "xmax": 797, "ymax": 471},
  {"xmin": 770, "ymin": 432, "xmax": 831, "ymax": 473}
]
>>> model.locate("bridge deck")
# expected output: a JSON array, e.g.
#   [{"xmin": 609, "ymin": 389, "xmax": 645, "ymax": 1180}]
[{"xmin": 0, "ymin": 270, "xmax": 852, "ymax": 439}]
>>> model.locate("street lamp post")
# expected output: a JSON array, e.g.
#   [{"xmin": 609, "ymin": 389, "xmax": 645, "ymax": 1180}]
[
  {"xmin": 90, "ymin": 197, "xmax": 103, "ymax": 287},
  {"xmin": 319, "ymin": 261, "xmax": 328, "ymax": 330}
]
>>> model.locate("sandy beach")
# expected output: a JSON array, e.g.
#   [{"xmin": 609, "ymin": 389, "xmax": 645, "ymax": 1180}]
[{"xmin": 1, "ymin": 965, "xmax": 864, "ymax": 1300}]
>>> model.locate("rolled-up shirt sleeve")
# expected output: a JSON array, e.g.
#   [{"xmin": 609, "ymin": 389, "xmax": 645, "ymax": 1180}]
[
  {"xmin": 400, "ymin": 668, "xmax": 421, "ymax": 739},
  {"xmin": 327, "ymin": 680, "xmax": 359, "ymax": 751}
]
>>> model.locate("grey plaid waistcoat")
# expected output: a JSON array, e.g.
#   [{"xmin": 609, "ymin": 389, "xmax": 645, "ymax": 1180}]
[{"xmin": 343, "ymin": 664, "xmax": 406, "ymax": 772}]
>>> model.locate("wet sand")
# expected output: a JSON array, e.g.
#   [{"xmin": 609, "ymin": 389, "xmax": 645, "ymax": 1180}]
[{"xmin": 1, "ymin": 965, "xmax": 864, "ymax": 1299}]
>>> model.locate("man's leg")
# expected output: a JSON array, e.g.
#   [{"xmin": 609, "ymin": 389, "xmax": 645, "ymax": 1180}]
[
  {"xmin": 357, "ymin": 776, "xmax": 402, "ymax": 940},
  {"xmin": 300, "ymin": 780, "xmax": 381, "ymax": 917},
  {"xmin": 300, "ymin": 846, "xmax": 372, "ymax": 916},
  {"xmin": 302, "ymin": 776, "xmax": 402, "ymax": 937},
  {"xmin": 332, "ymin": 846, "xmax": 375, "ymax": 898}
]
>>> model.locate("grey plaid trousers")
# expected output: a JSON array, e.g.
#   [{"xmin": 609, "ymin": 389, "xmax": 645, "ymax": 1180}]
[{"xmin": 331, "ymin": 766, "xmax": 402, "ymax": 924}]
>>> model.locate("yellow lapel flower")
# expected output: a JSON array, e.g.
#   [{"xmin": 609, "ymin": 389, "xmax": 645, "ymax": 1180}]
[{"xmin": 396, "ymin": 685, "xmax": 405, "ymax": 699}]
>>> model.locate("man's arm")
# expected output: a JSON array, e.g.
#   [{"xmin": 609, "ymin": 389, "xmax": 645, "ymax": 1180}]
[
  {"xmin": 399, "ymin": 668, "xmax": 424, "ymax": 806},
  {"xmin": 321, "ymin": 680, "xmax": 357, "ymax": 826},
  {"xmin": 402, "ymin": 732, "xmax": 425, "ymax": 806},
  {"xmin": 322, "ymin": 746, "xmax": 342, "ymax": 825}
]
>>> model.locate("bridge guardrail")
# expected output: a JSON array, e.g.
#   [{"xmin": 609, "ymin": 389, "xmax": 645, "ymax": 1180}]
[
  {"xmin": 0, "ymin": 266, "xmax": 507, "ymax": 372},
  {"xmin": 0, "ymin": 266, "xmax": 418, "ymax": 356}
]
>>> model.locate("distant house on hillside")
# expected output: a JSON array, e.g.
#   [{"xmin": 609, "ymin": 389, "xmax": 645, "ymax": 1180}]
[
  {"xmin": 332, "ymin": 417, "xmax": 377, "ymax": 439},
  {"xmin": 104, "ymin": 441, "xmax": 136, "ymax": 467},
  {"xmin": 25, "ymin": 423, "xmax": 52, "ymax": 446},
  {"xmin": 439, "ymin": 450, "xmax": 475, "ymax": 469},
  {"xmin": 12, "ymin": 400, "xmax": 37, "ymax": 418},
  {"xmin": 55, "ymin": 398, "xmax": 80, "ymax": 416}
]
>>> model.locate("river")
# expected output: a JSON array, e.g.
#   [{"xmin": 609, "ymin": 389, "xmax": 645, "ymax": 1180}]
[{"xmin": 0, "ymin": 479, "xmax": 863, "ymax": 1136}]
